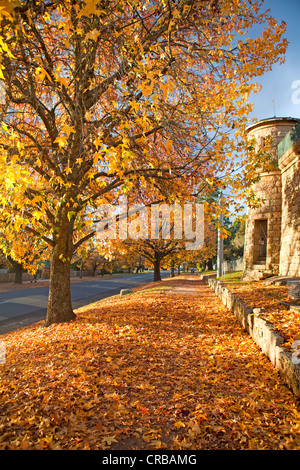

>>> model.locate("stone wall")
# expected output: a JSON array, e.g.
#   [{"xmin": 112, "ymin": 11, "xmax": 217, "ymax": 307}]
[
  {"xmin": 279, "ymin": 142, "xmax": 300, "ymax": 276},
  {"xmin": 243, "ymin": 171, "xmax": 282, "ymax": 276},
  {"xmin": 246, "ymin": 118, "xmax": 299, "ymax": 160},
  {"xmin": 243, "ymin": 118, "xmax": 299, "ymax": 280},
  {"xmin": 201, "ymin": 274, "xmax": 300, "ymax": 398}
]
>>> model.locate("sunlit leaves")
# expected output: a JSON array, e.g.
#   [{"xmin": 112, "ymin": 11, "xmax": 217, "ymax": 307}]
[
  {"xmin": 54, "ymin": 135, "xmax": 68, "ymax": 148},
  {"xmin": 0, "ymin": 0, "xmax": 17, "ymax": 20},
  {"xmin": 0, "ymin": 277, "xmax": 299, "ymax": 449},
  {"xmin": 77, "ymin": 0, "xmax": 105, "ymax": 19},
  {"xmin": 61, "ymin": 125, "xmax": 76, "ymax": 137},
  {"xmin": 35, "ymin": 66, "xmax": 52, "ymax": 83},
  {"xmin": 226, "ymin": 279, "xmax": 300, "ymax": 349}
]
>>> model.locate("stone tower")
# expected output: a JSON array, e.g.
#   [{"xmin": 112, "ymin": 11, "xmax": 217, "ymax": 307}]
[{"xmin": 243, "ymin": 117, "xmax": 300, "ymax": 280}]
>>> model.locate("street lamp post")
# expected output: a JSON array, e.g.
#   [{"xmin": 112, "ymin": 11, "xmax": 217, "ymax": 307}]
[{"xmin": 217, "ymin": 193, "xmax": 224, "ymax": 278}]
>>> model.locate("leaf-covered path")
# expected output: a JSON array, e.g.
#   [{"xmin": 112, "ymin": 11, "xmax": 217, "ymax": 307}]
[{"xmin": 0, "ymin": 276, "xmax": 299, "ymax": 450}]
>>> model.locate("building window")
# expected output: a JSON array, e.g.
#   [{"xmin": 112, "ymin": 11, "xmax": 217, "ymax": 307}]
[
  {"xmin": 260, "ymin": 136, "xmax": 266, "ymax": 148},
  {"xmin": 254, "ymin": 219, "xmax": 268, "ymax": 262}
]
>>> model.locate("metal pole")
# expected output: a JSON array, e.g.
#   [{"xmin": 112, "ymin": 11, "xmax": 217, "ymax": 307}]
[{"xmin": 217, "ymin": 193, "xmax": 224, "ymax": 278}]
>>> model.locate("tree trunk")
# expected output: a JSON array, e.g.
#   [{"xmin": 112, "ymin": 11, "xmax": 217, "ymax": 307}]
[
  {"xmin": 170, "ymin": 259, "xmax": 175, "ymax": 277},
  {"xmin": 153, "ymin": 254, "xmax": 161, "ymax": 282},
  {"xmin": 14, "ymin": 262, "xmax": 23, "ymax": 284},
  {"xmin": 7, "ymin": 256, "xmax": 23, "ymax": 284},
  {"xmin": 44, "ymin": 250, "xmax": 76, "ymax": 326},
  {"xmin": 92, "ymin": 263, "xmax": 96, "ymax": 276}
]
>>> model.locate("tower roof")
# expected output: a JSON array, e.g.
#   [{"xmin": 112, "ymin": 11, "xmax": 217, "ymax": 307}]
[{"xmin": 246, "ymin": 116, "xmax": 300, "ymax": 133}]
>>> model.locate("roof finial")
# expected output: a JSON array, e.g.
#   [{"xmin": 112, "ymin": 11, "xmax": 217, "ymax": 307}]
[{"xmin": 272, "ymin": 100, "xmax": 276, "ymax": 117}]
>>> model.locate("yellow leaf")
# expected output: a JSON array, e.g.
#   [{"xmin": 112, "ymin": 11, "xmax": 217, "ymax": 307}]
[
  {"xmin": 78, "ymin": 0, "xmax": 105, "ymax": 18},
  {"xmin": 33, "ymin": 210, "xmax": 44, "ymax": 220},
  {"xmin": 160, "ymin": 81, "xmax": 169, "ymax": 100},
  {"xmin": 54, "ymin": 135, "xmax": 68, "ymax": 148},
  {"xmin": 93, "ymin": 152, "xmax": 102, "ymax": 164},
  {"xmin": 55, "ymin": 74, "xmax": 69, "ymax": 87},
  {"xmin": 165, "ymin": 139, "xmax": 173, "ymax": 151},
  {"xmin": 130, "ymin": 100, "xmax": 140, "ymax": 112},
  {"xmin": 36, "ymin": 66, "xmax": 52, "ymax": 83},
  {"xmin": 174, "ymin": 420, "xmax": 185, "ymax": 429},
  {"xmin": 61, "ymin": 124, "xmax": 76, "ymax": 136},
  {"xmin": 85, "ymin": 29, "xmax": 99, "ymax": 41},
  {"xmin": 94, "ymin": 136, "xmax": 103, "ymax": 149},
  {"xmin": 101, "ymin": 435, "xmax": 117, "ymax": 446},
  {"xmin": 0, "ymin": 1, "xmax": 18, "ymax": 19},
  {"xmin": 139, "ymin": 80, "xmax": 154, "ymax": 98},
  {"xmin": 142, "ymin": 429, "xmax": 162, "ymax": 442},
  {"xmin": 1, "ymin": 121, "xmax": 9, "ymax": 133},
  {"xmin": 85, "ymin": 110, "xmax": 93, "ymax": 121}
]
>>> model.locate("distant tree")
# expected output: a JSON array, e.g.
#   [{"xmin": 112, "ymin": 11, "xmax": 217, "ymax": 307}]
[{"xmin": 223, "ymin": 218, "xmax": 245, "ymax": 260}]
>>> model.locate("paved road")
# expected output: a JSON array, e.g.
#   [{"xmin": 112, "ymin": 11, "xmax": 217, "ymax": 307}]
[{"xmin": 0, "ymin": 271, "xmax": 169, "ymax": 334}]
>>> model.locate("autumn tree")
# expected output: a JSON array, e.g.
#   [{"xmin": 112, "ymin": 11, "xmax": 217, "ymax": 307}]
[
  {"xmin": 0, "ymin": 0, "xmax": 287, "ymax": 325},
  {"xmin": 74, "ymin": 247, "xmax": 108, "ymax": 276},
  {"xmin": 105, "ymin": 189, "xmax": 205, "ymax": 281},
  {"xmin": 194, "ymin": 220, "xmax": 217, "ymax": 271},
  {"xmin": 119, "ymin": 238, "xmax": 180, "ymax": 282},
  {"xmin": 0, "ymin": 249, "xmax": 24, "ymax": 284},
  {"xmin": 223, "ymin": 217, "xmax": 245, "ymax": 261}
]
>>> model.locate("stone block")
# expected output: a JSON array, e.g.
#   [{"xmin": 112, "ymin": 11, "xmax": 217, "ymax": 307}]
[
  {"xmin": 226, "ymin": 290, "xmax": 236, "ymax": 311},
  {"xmin": 290, "ymin": 305, "xmax": 300, "ymax": 316},
  {"xmin": 276, "ymin": 347, "xmax": 300, "ymax": 398},
  {"xmin": 253, "ymin": 307, "xmax": 266, "ymax": 315},
  {"xmin": 120, "ymin": 288, "xmax": 133, "ymax": 297},
  {"xmin": 233, "ymin": 297, "xmax": 251, "ymax": 333},
  {"xmin": 251, "ymin": 316, "xmax": 285, "ymax": 366}
]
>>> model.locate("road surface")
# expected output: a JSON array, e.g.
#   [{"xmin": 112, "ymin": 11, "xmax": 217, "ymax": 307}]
[{"xmin": 0, "ymin": 271, "xmax": 169, "ymax": 334}]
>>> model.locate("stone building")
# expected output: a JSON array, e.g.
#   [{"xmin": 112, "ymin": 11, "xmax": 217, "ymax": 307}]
[{"xmin": 243, "ymin": 116, "xmax": 300, "ymax": 280}]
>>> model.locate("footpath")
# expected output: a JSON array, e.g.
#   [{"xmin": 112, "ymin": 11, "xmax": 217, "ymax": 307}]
[{"xmin": 0, "ymin": 275, "xmax": 299, "ymax": 450}]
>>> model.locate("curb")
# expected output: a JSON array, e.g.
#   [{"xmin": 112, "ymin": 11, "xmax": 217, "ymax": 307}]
[{"xmin": 200, "ymin": 275, "xmax": 300, "ymax": 398}]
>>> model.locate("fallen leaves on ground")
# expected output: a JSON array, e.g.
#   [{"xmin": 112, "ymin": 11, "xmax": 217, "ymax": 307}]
[
  {"xmin": 0, "ymin": 276, "xmax": 299, "ymax": 450},
  {"xmin": 224, "ymin": 280, "xmax": 300, "ymax": 349}
]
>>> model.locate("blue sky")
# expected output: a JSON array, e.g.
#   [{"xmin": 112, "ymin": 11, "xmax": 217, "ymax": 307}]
[{"xmin": 248, "ymin": 0, "xmax": 300, "ymax": 122}]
